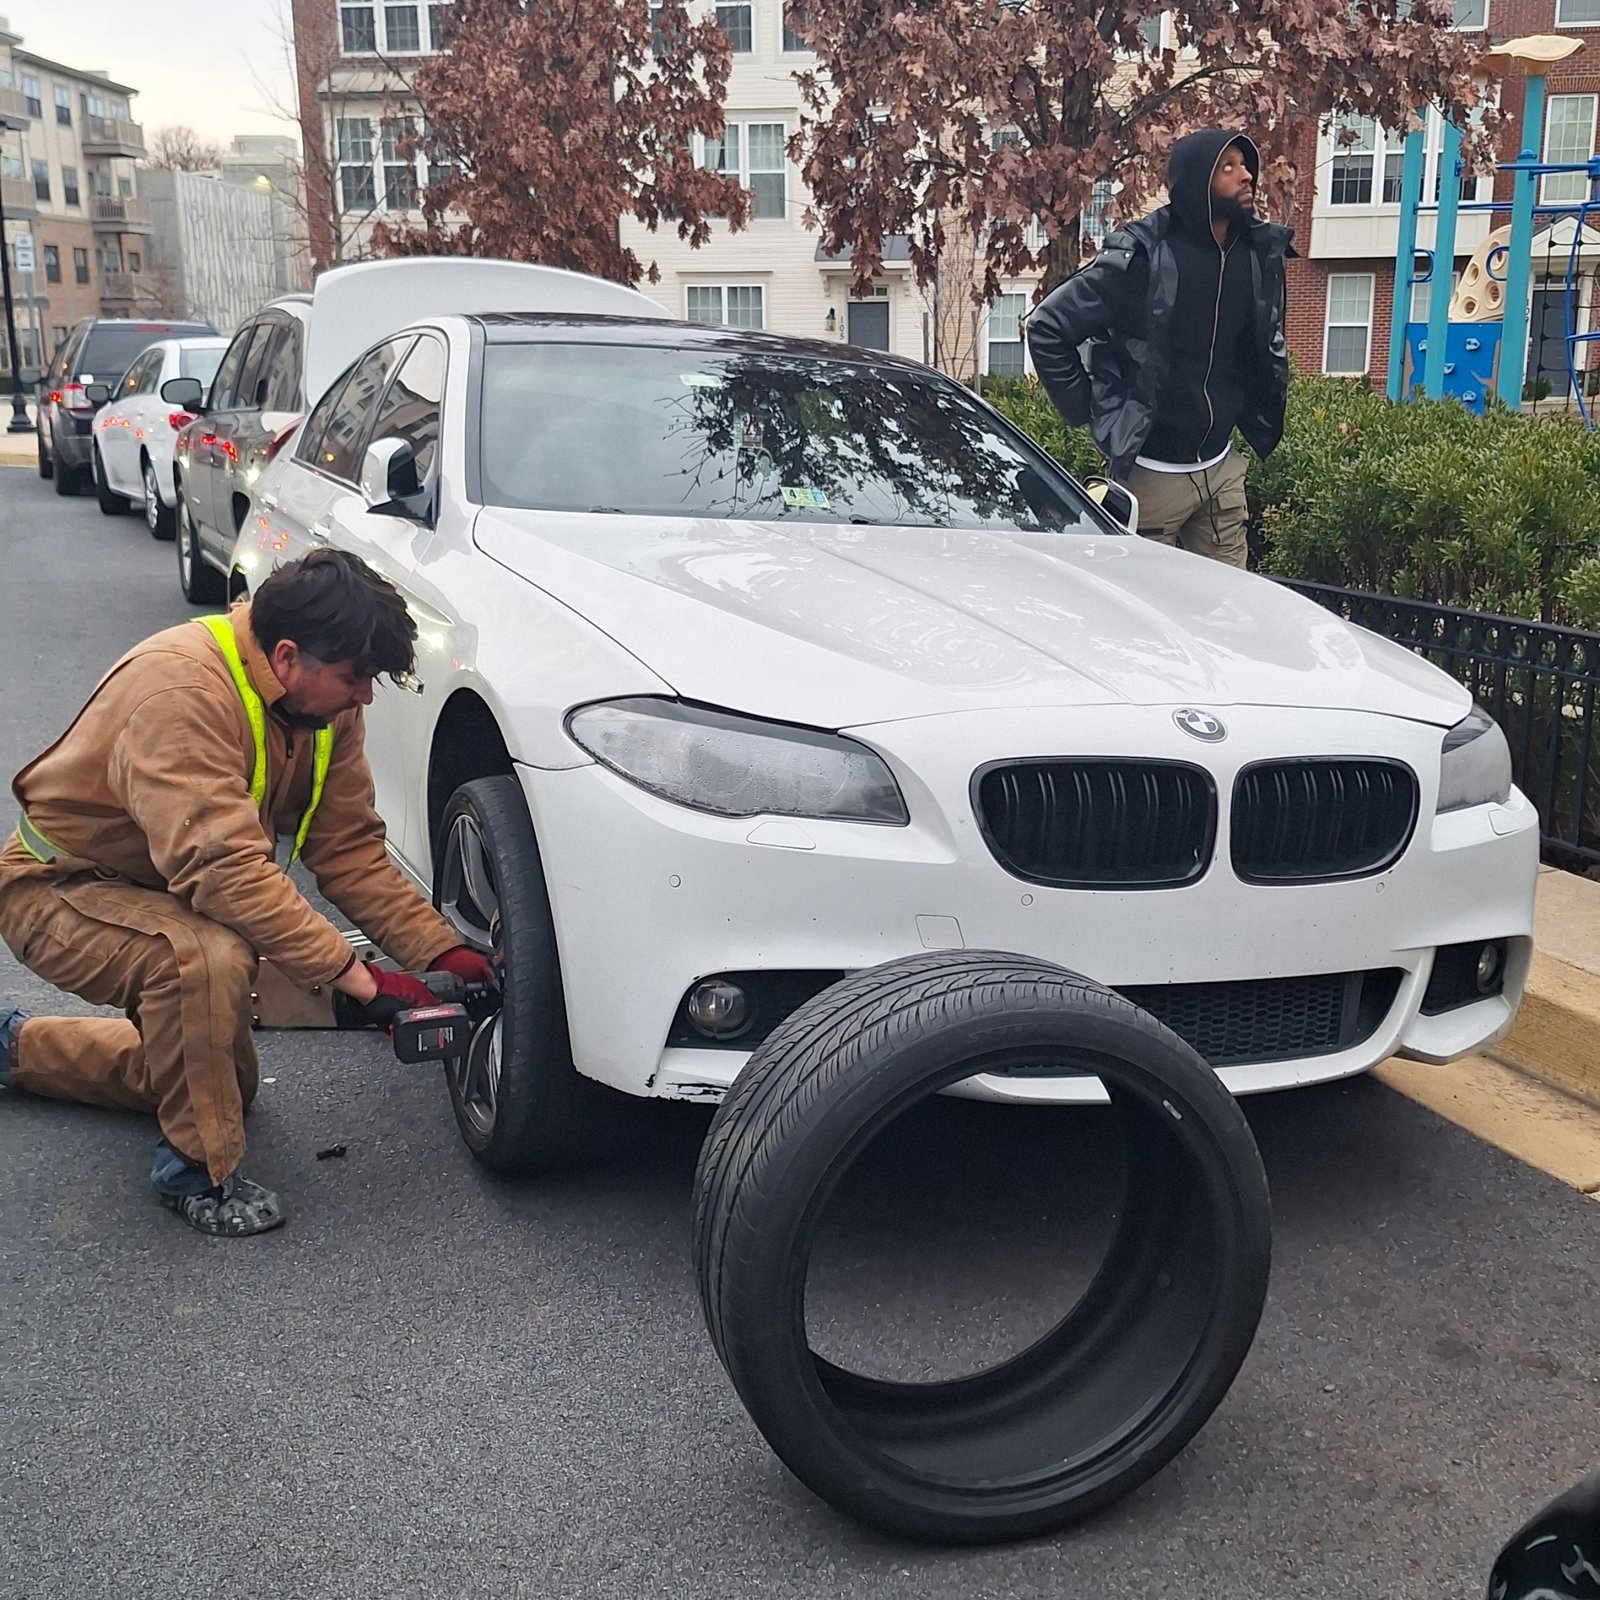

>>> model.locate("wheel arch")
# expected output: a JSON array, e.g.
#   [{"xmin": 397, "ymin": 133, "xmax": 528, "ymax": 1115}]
[{"xmin": 427, "ymin": 688, "xmax": 517, "ymax": 869}]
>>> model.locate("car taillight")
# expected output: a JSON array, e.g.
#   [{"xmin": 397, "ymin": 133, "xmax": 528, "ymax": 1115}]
[
  {"xmin": 48, "ymin": 389, "xmax": 62, "ymax": 406},
  {"xmin": 63, "ymin": 382, "xmax": 91, "ymax": 412},
  {"xmin": 169, "ymin": 410, "xmax": 196, "ymax": 431},
  {"xmin": 263, "ymin": 417, "xmax": 302, "ymax": 464}
]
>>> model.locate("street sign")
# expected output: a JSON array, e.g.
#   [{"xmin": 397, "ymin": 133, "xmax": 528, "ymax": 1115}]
[{"xmin": 12, "ymin": 233, "xmax": 34, "ymax": 275}]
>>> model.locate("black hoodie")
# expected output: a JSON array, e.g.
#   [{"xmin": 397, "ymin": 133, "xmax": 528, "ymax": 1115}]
[
  {"xmin": 1138, "ymin": 130, "xmax": 1259, "ymax": 466},
  {"xmin": 1024, "ymin": 127, "xmax": 1292, "ymax": 482}
]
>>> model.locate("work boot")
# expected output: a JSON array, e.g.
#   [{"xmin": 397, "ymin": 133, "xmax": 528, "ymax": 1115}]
[
  {"xmin": 151, "ymin": 1138, "xmax": 286, "ymax": 1236},
  {"xmin": 0, "ymin": 1007, "xmax": 24, "ymax": 1089}
]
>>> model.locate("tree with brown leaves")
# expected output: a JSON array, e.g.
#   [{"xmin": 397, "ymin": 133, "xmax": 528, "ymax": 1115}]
[
  {"xmin": 371, "ymin": 0, "xmax": 750, "ymax": 282},
  {"xmin": 795, "ymin": 0, "xmax": 1496, "ymax": 301},
  {"xmin": 145, "ymin": 126, "xmax": 225, "ymax": 173}
]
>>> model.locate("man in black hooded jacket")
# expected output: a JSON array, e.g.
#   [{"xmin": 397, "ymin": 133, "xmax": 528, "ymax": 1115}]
[{"xmin": 1025, "ymin": 129, "xmax": 1292, "ymax": 567}]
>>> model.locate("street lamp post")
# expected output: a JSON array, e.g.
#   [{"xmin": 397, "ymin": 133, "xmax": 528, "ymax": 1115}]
[{"xmin": 0, "ymin": 184, "xmax": 30, "ymax": 433}]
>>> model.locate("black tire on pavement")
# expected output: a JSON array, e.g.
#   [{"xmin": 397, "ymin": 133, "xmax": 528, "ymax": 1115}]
[
  {"xmin": 691, "ymin": 950, "xmax": 1273, "ymax": 1546},
  {"xmin": 142, "ymin": 455, "xmax": 176, "ymax": 539},
  {"xmin": 52, "ymin": 439, "xmax": 78, "ymax": 496},
  {"xmin": 177, "ymin": 495, "xmax": 226, "ymax": 603},
  {"xmin": 433, "ymin": 775, "xmax": 631, "ymax": 1175},
  {"xmin": 36, "ymin": 434, "xmax": 51, "ymax": 479},
  {"xmin": 93, "ymin": 446, "xmax": 129, "ymax": 516}
]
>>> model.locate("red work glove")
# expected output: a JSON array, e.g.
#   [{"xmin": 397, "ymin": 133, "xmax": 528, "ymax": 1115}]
[
  {"xmin": 430, "ymin": 946, "xmax": 497, "ymax": 987},
  {"xmin": 335, "ymin": 963, "xmax": 440, "ymax": 1031}
]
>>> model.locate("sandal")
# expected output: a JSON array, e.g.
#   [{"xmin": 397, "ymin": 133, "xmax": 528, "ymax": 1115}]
[{"xmin": 159, "ymin": 1174, "xmax": 287, "ymax": 1236}]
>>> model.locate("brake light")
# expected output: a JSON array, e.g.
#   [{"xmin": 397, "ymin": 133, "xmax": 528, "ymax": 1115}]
[
  {"xmin": 63, "ymin": 382, "xmax": 91, "ymax": 413},
  {"xmin": 169, "ymin": 410, "xmax": 196, "ymax": 432},
  {"xmin": 48, "ymin": 389, "xmax": 62, "ymax": 406},
  {"xmin": 263, "ymin": 417, "xmax": 302, "ymax": 464}
]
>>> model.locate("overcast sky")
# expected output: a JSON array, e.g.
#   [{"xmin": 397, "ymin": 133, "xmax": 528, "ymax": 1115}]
[{"xmin": 7, "ymin": 0, "xmax": 299, "ymax": 150}]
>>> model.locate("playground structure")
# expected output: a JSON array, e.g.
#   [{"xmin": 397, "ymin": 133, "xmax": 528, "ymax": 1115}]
[{"xmin": 1388, "ymin": 34, "xmax": 1600, "ymax": 421}]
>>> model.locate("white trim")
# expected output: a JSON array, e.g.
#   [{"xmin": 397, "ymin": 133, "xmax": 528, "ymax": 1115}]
[
  {"xmin": 1541, "ymin": 94, "xmax": 1598, "ymax": 206},
  {"xmin": 338, "ymin": 0, "xmax": 451, "ymax": 57},
  {"xmin": 1555, "ymin": 0, "xmax": 1600, "ymax": 25},
  {"xmin": 1323, "ymin": 272, "xmax": 1375, "ymax": 375},
  {"xmin": 683, "ymin": 282, "xmax": 766, "ymax": 330}
]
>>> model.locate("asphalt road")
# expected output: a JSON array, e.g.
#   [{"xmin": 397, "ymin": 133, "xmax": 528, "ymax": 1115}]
[{"xmin": 1, "ymin": 465, "xmax": 1597, "ymax": 1599}]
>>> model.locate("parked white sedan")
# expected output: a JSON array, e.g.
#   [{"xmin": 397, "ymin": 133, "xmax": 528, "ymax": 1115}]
[
  {"xmin": 234, "ymin": 262, "xmax": 1540, "ymax": 1178},
  {"xmin": 89, "ymin": 336, "xmax": 229, "ymax": 537}
]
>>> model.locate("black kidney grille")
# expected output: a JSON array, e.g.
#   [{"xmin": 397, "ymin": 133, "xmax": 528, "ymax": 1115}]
[
  {"xmin": 1232, "ymin": 759, "xmax": 1418, "ymax": 883},
  {"xmin": 996, "ymin": 970, "xmax": 1403, "ymax": 1072},
  {"xmin": 975, "ymin": 760, "xmax": 1216, "ymax": 888}
]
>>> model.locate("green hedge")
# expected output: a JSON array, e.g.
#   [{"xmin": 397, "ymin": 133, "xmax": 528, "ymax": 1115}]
[{"xmin": 979, "ymin": 373, "xmax": 1600, "ymax": 629}]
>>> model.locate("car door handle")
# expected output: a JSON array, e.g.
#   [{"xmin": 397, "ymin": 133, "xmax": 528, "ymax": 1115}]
[
  {"xmin": 309, "ymin": 522, "xmax": 333, "ymax": 543},
  {"xmin": 258, "ymin": 491, "xmax": 279, "ymax": 510}
]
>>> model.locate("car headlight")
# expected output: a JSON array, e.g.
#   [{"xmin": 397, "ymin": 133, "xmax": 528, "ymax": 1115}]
[
  {"xmin": 1437, "ymin": 706, "xmax": 1512, "ymax": 813},
  {"xmin": 565, "ymin": 697, "xmax": 909, "ymax": 824}
]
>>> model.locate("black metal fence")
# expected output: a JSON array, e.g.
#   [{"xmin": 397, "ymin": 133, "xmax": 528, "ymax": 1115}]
[{"xmin": 1277, "ymin": 580, "xmax": 1600, "ymax": 872}]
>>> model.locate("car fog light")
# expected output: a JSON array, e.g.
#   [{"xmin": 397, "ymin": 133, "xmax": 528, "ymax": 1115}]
[
  {"xmin": 1475, "ymin": 942, "xmax": 1504, "ymax": 993},
  {"xmin": 686, "ymin": 978, "xmax": 754, "ymax": 1040}
]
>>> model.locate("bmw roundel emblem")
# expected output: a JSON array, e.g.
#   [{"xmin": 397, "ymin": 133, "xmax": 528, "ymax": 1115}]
[{"xmin": 1174, "ymin": 708, "xmax": 1226, "ymax": 742}]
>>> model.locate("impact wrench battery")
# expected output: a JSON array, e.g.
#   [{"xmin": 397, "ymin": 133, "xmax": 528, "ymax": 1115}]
[{"xmin": 390, "ymin": 970, "xmax": 500, "ymax": 1065}]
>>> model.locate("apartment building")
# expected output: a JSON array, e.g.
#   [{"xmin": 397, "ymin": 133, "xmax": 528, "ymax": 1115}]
[
  {"xmin": 289, "ymin": 0, "xmax": 1029, "ymax": 368},
  {"xmin": 0, "ymin": 13, "xmax": 150, "ymax": 373}
]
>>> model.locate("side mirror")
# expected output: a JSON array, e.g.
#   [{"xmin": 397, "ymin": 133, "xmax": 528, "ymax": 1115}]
[
  {"xmin": 1083, "ymin": 475, "xmax": 1140, "ymax": 536},
  {"xmin": 83, "ymin": 382, "xmax": 111, "ymax": 407},
  {"xmin": 1486, "ymin": 1471, "xmax": 1600, "ymax": 1598},
  {"xmin": 161, "ymin": 376, "xmax": 205, "ymax": 411},
  {"xmin": 361, "ymin": 436, "xmax": 421, "ymax": 516}
]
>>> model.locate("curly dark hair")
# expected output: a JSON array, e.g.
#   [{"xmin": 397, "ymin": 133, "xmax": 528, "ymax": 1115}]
[{"xmin": 249, "ymin": 548, "xmax": 417, "ymax": 681}]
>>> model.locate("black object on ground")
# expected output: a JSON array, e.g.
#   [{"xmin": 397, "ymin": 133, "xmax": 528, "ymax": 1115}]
[{"xmin": 691, "ymin": 949, "xmax": 1273, "ymax": 1546}]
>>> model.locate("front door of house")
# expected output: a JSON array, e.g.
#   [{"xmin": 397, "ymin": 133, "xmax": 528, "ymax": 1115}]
[{"xmin": 847, "ymin": 300, "xmax": 890, "ymax": 351}]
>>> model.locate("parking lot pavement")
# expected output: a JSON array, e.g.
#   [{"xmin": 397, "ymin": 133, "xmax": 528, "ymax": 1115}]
[{"xmin": 2, "ymin": 465, "xmax": 1598, "ymax": 1599}]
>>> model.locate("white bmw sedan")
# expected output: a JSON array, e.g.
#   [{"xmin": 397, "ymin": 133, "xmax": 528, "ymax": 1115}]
[
  {"xmin": 235, "ymin": 268, "xmax": 1539, "ymax": 1175},
  {"xmin": 90, "ymin": 335, "xmax": 229, "ymax": 537}
]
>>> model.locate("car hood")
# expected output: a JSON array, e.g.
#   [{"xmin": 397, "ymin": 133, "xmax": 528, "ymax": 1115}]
[{"xmin": 473, "ymin": 510, "xmax": 1470, "ymax": 729}]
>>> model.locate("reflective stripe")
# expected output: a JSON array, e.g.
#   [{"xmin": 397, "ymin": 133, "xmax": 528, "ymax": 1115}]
[
  {"xmin": 15, "ymin": 812, "xmax": 67, "ymax": 863},
  {"xmin": 195, "ymin": 615, "xmax": 334, "ymax": 869}
]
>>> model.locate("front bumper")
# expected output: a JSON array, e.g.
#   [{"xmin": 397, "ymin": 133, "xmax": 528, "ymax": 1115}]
[{"xmin": 522, "ymin": 703, "xmax": 1539, "ymax": 1104}]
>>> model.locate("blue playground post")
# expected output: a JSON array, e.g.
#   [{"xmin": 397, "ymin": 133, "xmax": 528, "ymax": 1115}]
[
  {"xmin": 1496, "ymin": 71, "xmax": 1546, "ymax": 408},
  {"xmin": 1423, "ymin": 116, "xmax": 1465, "ymax": 399},
  {"xmin": 1386, "ymin": 119, "xmax": 1428, "ymax": 402}
]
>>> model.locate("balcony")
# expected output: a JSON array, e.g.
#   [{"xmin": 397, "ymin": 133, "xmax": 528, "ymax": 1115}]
[
  {"xmin": 0, "ymin": 83, "xmax": 29, "ymax": 131},
  {"xmin": 91, "ymin": 195, "xmax": 153, "ymax": 232},
  {"xmin": 0, "ymin": 175, "xmax": 40, "ymax": 219},
  {"xmin": 100, "ymin": 270, "xmax": 135, "ymax": 305},
  {"xmin": 81, "ymin": 116, "xmax": 146, "ymax": 159}
]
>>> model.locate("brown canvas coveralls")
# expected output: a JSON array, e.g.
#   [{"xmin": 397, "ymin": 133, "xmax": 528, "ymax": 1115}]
[{"xmin": 0, "ymin": 604, "xmax": 458, "ymax": 1183}]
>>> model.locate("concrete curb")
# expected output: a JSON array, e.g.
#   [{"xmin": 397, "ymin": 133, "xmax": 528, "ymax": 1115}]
[{"xmin": 1494, "ymin": 868, "xmax": 1600, "ymax": 1111}]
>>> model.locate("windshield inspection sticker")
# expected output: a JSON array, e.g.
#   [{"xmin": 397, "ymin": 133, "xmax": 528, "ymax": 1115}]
[
  {"xmin": 680, "ymin": 373, "xmax": 724, "ymax": 389},
  {"xmin": 781, "ymin": 486, "xmax": 831, "ymax": 509}
]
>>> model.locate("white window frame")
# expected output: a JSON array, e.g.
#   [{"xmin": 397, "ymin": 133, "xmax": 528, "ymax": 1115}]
[
  {"xmin": 1115, "ymin": 12, "xmax": 1165, "ymax": 56},
  {"xmin": 339, "ymin": 0, "xmax": 451, "ymax": 56},
  {"xmin": 1324, "ymin": 273, "xmax": 1375, "ymax": 375},
  {"xmin": 1081, "ymin": 178, "xmax": 1117, "ymax": 246},
  {"xmin": 684, "ymin": 283, "xmax": 765, "ymax": 329},
  {"xmin": 1542, "ymin": 94, "xmax": 1598, "ymax": 205},
  {"xmin": 1555, "ymin": 0, "xmax": 1600, "ymax": 24},
  {"xmin": 781, "ymin": 0, "xmax": 811, "ymax": 52},
  {"xmin": 336, "ymin": 113, "xmax": 433, "ymax": 214},
  {"xmin": 715, "ymin": 1, "xmax": 754, "ymax": 53},
  {"xmin": 702, "ymin": 121, "xmax": 787, "ymax": 220},
  {"xmin": 985, "ymin": 291, "xmax": 1029, "ymax": 377},
  {"xmin": 1323, "ymin": 107, "xmax": 1489, "ymax": 210}
]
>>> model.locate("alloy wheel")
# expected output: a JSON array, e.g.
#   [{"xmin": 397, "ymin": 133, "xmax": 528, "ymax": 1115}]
[{"xmin": 436, "ymin": 809, "xmax": 504, "ymax": 1137}]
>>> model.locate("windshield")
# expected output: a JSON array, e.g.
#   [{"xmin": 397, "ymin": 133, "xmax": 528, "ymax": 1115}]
[
  {"xmin": 478, "ymin": 342, "xmax": 1108, "ymax": 534},
  {"xmin": 80, "ymin": 324, "xmax": 212, "ymax": 384},
  {"xmin": 180, "ymin": 345, "xmax": 226, "ymax": 385}
]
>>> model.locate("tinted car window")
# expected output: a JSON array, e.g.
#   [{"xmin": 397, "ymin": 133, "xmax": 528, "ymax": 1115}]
[
  {"xmin": 233, "ymin": 321, "xmax": 278, "ymax": 413},
  {"xmin": 295, "ymin": 371, "xmax": 352, "ymax": 469},
  {"xmin": 208, "ymin": 327, "xmax": 255, "ymax": 411},
  {"xmin": 259, "ymin": 320, "xmax": 303, "ymax": 413},
  {"xmin": 478, "ymin": 343, "xmax": 1103, "ymax": 533},
  {"xmin": 315, "ymin": 338, "xmax": 412, "ymax": 483},
  {"xmin": 179, "ymin": 345, "xmax": 227, "ymax": 387},
  {"xmin": 118, "ymin": 351, "xmax": 153, "ymax": 398},
  {"xmin": 78, "ymin": 323, "xmax": 212, "ymax": 384},
  {"xmin": 369, "ymin": 333, "xmax": 444, "ymax": 480}
]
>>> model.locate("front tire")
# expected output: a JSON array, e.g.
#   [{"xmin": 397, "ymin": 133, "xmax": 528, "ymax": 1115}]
[
  {"xmin": 692, "ymin": 951, "xmax": 1273, "ymax": 1545},
  {"xmin": 433, "ymin": 775, "xmax": 628, "ymax": 1175},
  {"xmin": 143, "ymin": 456, "xmax": 175, "ymax": 539},
  {"xmin": 177, "ymin": 495, "xmax": 226, "ymax": 603},
  {"xmin": 93, "ymin": 445, "xmax": 129, "ymax": 516}
]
